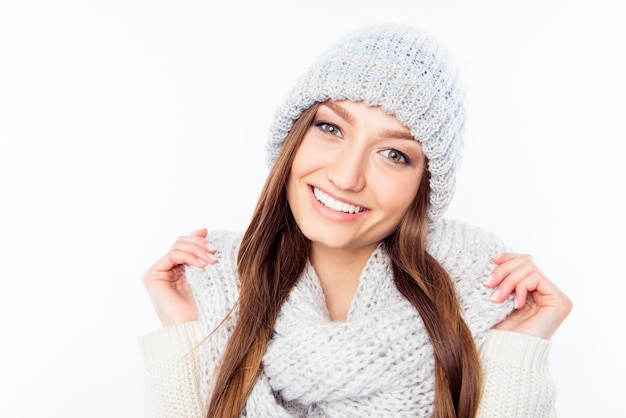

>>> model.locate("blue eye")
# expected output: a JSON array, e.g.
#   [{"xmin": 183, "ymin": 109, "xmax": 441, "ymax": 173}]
[
  {"xmin": 380, "ymin": 149, "xmax": 410, "ymax": 164},
  {"xmin": 314, "ymin": 121, "xmax": 342, "ymax": 137}
]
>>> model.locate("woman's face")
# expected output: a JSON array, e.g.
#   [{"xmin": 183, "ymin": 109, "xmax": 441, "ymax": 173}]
[{"xmin": 286, "ymin": 100, "xmax": 425, "ymax": 253}]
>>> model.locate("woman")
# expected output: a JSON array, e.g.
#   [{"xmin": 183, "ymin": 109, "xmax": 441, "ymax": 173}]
[{"xmin": 140, "ymin": 24, "xmax": 572, "ymax": 417}]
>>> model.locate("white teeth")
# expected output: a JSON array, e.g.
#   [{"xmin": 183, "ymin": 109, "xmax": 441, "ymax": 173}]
[{"xmin": 313, "ymin": 187, "xmax": 363, "ymax": 214}]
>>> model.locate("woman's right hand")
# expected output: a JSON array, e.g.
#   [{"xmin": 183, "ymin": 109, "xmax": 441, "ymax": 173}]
[{"xmin": 143, "ymin": 228, "xmax": 218, "ymax": 328}]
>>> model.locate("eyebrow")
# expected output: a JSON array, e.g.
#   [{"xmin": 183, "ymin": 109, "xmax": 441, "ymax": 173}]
[
  {"xmin": 323, "ymin": 101, "xmax": 415, "ymax": 141},
  {"xmin": 380, "ymin": 129, "xmax": 415, "ymax": 141},
  {"xmin": 324, "ymin": 101, "xmax": 355, "ymax": 124}
]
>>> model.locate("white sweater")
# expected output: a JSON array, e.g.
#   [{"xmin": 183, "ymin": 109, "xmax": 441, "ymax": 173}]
[{"xmin": 139, "ymin": 219, "xmax": 557, "ymax": 417}]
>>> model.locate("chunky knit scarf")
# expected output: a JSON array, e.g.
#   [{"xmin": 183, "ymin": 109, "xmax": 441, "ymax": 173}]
[
  {"xmin": 187, "ymin": 220, "xmax": 513, "ymax": 417},
  {"xmin": 258, "ymin": 246, "xmax": 435, "ymax": 416}
]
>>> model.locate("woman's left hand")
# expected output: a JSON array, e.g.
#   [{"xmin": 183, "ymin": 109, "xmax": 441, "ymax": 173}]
[{"xmin": 485, "ymin": 253, "xmax": 573, "ymax": 340}]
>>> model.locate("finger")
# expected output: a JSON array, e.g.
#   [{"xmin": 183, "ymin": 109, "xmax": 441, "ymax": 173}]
[
  {"xmin": 531, "ymin": 275, "xmax": 572, "ymax": 310},
  {"xmin": 148, "ymin": 251, "xmax": 201, "ymax": 273},
  {"xmin": 484, "ymin": 253, "xmax": 533, "ymax": 288},
  {"xmin": 189, "ymin": 228, "xmax": 208, "ymax": 238},
  {"xmin": 490, "ymin": 252, "xmax": 529, "ymax": 265},
  {"xmin": 493, "ymin": 253, "xmax": 535, "ymax": 275},
  {"xmin": 172, "ymin": 236, "xmax": 217, "ymax": 256},
  {"xmin": 489, "ymin": 262, "xmax": 536, "ymax": 302},
  {"xmin": 510, "ymin": 275, "xmax": 535, "ymax": 309},
  {"xmin": 487, "ymin": 254, "xmax": 542, "ymax": 307},
  {"xmin": 513, "ymin": 267, "xmax": 558, "ymax": 309},
  {"xmin": 145, "ymin": 232, "xmax": 218, "ymax": 280},
  {"xmin": 171, "ymin": 232, "xmax": 217, "ymax": 256},
  {"xmin": 149, "ymin": 246, "xmax": 216, "ymax": 273},
  {"xmin": 496, "ymin": 268, "xmax": 552, "ymax": 309},
  {"xmin": 171, "ymin": 245, "xmax": 218, "ymax": 266}
]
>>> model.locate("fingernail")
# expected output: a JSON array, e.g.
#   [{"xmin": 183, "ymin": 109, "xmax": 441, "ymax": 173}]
[
  {"xmin": 514, "ymin": 298, "xmax": 519, "ymax": 309},
  {"xmin": 206, "ymin": 242, "xmax": 217, "ymax": 252},
  {"xmin": 490, "ymin": 288, "xmax": 501, "ymax": 302},
  {"xmin": 490, "ymin": 254, "xmax": 501, "ymax": 261},
  {"xmin": 483, "ymin": 274, "xmax": 494, "ymax": 285}
]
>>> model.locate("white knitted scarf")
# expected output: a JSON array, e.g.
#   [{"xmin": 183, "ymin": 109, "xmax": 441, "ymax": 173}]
[
  {"xmin": 241, "ymin": 245, "xmax": 437, "ymax": 417},
  {"xmin": 190, "ymin": 222, "xmax": 514, "ymax": 417}
]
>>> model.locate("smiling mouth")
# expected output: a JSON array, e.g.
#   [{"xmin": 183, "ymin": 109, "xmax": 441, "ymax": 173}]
[{"xmin": 312, "ymin": 187, "xmax": 366, "ymax": 214}]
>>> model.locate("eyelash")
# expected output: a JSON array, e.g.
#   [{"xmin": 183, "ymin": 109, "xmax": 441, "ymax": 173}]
[
  {"xmin": 314, "ymin": 121, "xmax": 342, "ymax": 137},
  {"xmin": 379, "ymin": 149, "xmax": 411, "ymax": 165},
  {"xmin": 312, "ymin": 120, "xmax": 411, "ymax": 165}
]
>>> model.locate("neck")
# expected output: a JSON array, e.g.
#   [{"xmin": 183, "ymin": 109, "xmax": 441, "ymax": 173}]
[{"xmin": 310, "ymin": 242, "xmax": 380, "ymax": 320}]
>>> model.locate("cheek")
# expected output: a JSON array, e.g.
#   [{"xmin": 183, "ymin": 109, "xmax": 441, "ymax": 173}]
[
  {"xmin": 379, "ymin": 175, "xmax": 422, "ymax": 214},
  {"xmin": 286, "ymin": 144, "xmax": 314, "ymax": 203},
  {"xmin": 290, "ymin": 136, "xmax": 329, "ymax": 176}
]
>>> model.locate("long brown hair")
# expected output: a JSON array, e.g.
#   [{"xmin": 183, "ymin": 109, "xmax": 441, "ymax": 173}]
[
  {"xmin": 385, "ymin": 170, "xmax": 482, "ymax": 417},
  {"xmin": 207, "ymin": 102, "xmax": 481, "ymax": 417}
]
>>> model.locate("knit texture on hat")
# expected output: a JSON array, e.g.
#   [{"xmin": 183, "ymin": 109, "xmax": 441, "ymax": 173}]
[{"xmin": 265, "ymin": 24, "xmax": 464, "ymax": 224}]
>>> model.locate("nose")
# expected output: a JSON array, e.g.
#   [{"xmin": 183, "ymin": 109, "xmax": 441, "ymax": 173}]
[{"xmin": 327, "ymin": 145, "xmax": 366, "ymax": 192}]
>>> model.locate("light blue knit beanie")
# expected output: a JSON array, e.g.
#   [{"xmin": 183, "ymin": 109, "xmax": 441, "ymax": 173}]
[{"xmin": 266, "ymin": 24, "xmax": 464, "ymax": 224}]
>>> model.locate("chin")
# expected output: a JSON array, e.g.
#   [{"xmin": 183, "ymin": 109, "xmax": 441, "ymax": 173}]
[{"xmin": 300, "ymin": 226, "xmax": 380, "ymax": 252}]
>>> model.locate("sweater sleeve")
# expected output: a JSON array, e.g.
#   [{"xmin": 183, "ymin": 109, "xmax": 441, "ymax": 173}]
[
  {"xmin": 138, "ymin": 321, "xmax": 206, "ymax": 418},
  {"xmin": 477, "ymin": 329, "xmax": 557, "ymax": 418}
]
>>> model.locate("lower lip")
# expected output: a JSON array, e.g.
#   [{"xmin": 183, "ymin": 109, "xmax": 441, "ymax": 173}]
[{"xmin": 309, "ymin": 187, "xmax": 367, "ymax": 222}]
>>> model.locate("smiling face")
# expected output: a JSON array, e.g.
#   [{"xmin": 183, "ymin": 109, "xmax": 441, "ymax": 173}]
[{"xmin": 286, "ymin": 100, "xmax": 426, "ymax": 256}]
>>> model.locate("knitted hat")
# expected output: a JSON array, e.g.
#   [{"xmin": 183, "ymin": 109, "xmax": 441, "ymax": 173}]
[{"xmin": 265, "ymin": 24, "xmax": 464, "ymax": 224}]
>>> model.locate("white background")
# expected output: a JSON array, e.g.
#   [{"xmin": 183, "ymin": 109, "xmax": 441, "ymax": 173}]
[{"xmin": 1, "ymin": 0, "xmax": 624, "ymax": 416}]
